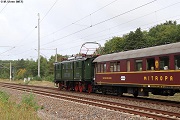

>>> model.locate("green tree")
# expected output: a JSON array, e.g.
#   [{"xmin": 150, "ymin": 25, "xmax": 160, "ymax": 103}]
[
  {"xmin": 15, "ymin": 59, "xmax": 26, "ymax": 69},
  {"xmin": 148, "ymin": 20, "xmax": 179, "ymax": 46},
  {"xmin": 104, "ymin": 37, "xmax": 124, "ymax": 54},
  {"xmin": 39, "ymin": 56, "xmax": 48, "ymax": 77},
  {"xmin": 124, "ymin": 28, "xmax": 145, "ymax": 50}
]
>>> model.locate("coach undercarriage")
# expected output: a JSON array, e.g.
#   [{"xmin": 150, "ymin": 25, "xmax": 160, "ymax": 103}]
[{"xmin": 94, "ymin": 85, "xmax": 177, "ymax": 97}]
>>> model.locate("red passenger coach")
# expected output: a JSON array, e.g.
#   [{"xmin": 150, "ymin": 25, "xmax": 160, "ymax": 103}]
[{"xmin": 93, "ymin": 42, "xmax": 180, "ymax": 97}]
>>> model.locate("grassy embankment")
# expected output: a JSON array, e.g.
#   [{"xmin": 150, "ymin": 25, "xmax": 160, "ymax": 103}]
[
  {"xmin": 0, "ymin": 79, "xmax": 55, "ymax": 87},
  {"xmin": 0, "ymin": 90, "xmax": 41, "ymax": 120}
]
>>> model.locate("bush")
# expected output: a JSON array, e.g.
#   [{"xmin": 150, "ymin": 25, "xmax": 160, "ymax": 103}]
[
  {"xmin": 0, "ymin": 91, "xmax": 40, "ymax": 120},
  {"xmin": 0, "ymin": 91, "xmax": 9, "ymax": 103},
  {"xmin": 20, "ymin": 92, "xmax": 39, "ymax": 111},
  {"xmin": 44, "ymin": 74, "xmax": 54, "ymax": 81},
  {"xmin": 33, "ymin": 76, "xmax": 42, "ymax": 81}
]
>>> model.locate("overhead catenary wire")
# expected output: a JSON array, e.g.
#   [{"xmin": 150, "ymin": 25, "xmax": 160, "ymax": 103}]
[
  {"xmin": 40, "ymin": 0, "xmax": 59, "ymax": 23},
  {"xmin": 35, "ymin": 49, "xmax": 48, "ymax": 58},
  {"xmin": 18, "ymin": 13, "xmax": 180, "ymax": 59},
  {"xmin": 9, "ymin": 0, "xmax": 59, "ymax": 59},
  {"xmin": 12, "ymin": 0, "xmax": 59, "ymax": 49},
  {"xmin": 41, "ymin": 0, "xmax": 119, "ymax": 39},
  {"xmin": 44, "ymin": 0, "xmax": 180, "ymax": 49},
  {"xmin": 4, "ymin": 0, "xmax": 180, "ymax": 59},
  {"xmin": 11, "ymin": 0, "xmax": 110, "ymax": 54},
  {"xmin": 41, "ymin": 0, "xmax": 157, "ymax": 47},
  {"xmin": 3, "ymin": 0, "xmax": 157, "ymax": 58},
  {"xmin": 0, "ymin": 2, "xmax": 8, "ymax": 14},
  {"xmin": 52, "ymin": 15, "xmax": 180, "ymax": 53},
  {"xmin": 0, "ymin": 47, "xmax": 15, "ymax": 55},
  {"xmin": 3, "ymin": 0, "xmax": 119, "ymax": 60},
  {"xmin": 81, "ymin": 1, "xmax": 180, "ymax": 40}
]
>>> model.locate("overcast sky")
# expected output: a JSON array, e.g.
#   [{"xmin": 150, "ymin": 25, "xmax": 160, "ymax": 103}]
[{"xmin": 0, "ymin": 0, "xmax": 180, "ymax": 60}]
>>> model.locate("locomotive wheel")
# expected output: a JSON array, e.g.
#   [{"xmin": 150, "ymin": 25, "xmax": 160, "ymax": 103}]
[
  {"xmin": 75, "ymin": 85, "xmax": 79, "ymax": 92},
  {"xmin": 79, "ymin": 85, "xmax": 83, "ymax": 92},
  {"xmin": 58, "ymin": 83, "xmax": 63, "ymax": 90},
  {"xmin": 88, "ymin": 84, "xmax": 92, "ymax": 93},
  {"xmin": 66, "ymin": 86, "xmax": 71, "ymax": 91}
]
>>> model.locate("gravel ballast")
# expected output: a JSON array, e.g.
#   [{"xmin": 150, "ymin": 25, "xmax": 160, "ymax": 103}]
[{"xmin": 1, "ymin": 87, "xmax": 179, "ymax": 120}]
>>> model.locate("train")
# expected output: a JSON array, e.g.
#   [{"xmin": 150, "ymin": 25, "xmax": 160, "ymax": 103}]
[{"xmin": 54, "ymin": 42, "xmax": 180, "ymax": 97}]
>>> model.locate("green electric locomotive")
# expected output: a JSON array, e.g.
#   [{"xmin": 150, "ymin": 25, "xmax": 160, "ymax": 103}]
[{"xmin": 54, "ymin": 56, "xmax": 96, "ymax": 93}]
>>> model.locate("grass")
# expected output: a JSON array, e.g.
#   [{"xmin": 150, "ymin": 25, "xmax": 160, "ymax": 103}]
[
  {"xmin": 0, "ymin": 90, "xmax": 40, "ymax": 120},
  {"xmin": 0, "ymin": 79, "xmax": 55, "ymax": 87}
]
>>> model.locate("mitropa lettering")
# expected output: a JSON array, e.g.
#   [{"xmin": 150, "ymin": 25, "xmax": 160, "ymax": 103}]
[
  {"xmin": 103, "ymin": 77, "xmax": 112, "ymax": 80},
  {"xmin": 144, "ymin": 76, "xmax": 173, "ymax": 81}
]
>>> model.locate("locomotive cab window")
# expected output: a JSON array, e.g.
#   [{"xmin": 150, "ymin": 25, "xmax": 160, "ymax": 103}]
[
  {"xmin": 56, "ymin": 64, "xmax": 61, "ymax": 70},
  {"xmin": 75, "ymin": 61, "xmax": 82, "ymax": 68},
  {"xmin": 160, "ymin": 56, "xmax": 169, "ymax": 70},
  {"xmin": 76, "ymin": 62, "xmax": 79, "ymax": 68},
  {"xmin": 62, "ymin": 62, "xmax": 73, "ymax": 69},
  {"xmin": 62, "ymin": 64, "xmax": 64, "ymax": 69},
  {"xmin": 135, "ymin": 60, "xmax": 142, "ymax": 71},
  {"xmin": 70, "ymin": 63, "xmax": 73, "ymax": 69},
  {"xmin": 175, "ymin": 55, "xmax": 180, "ymax": 70},
  {"xmin": 147, "ymin": 58, "xmax": 155, "ymax": 70}
]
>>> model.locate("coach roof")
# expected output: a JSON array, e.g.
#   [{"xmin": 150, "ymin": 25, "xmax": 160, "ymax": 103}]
[{"xmin": 93, "ymin": 42, "xmax": 180, "ymax": 63}]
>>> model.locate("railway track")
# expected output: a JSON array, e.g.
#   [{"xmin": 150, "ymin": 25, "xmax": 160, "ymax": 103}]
[
  {"xmin": 92, "ymin": 92, "xmax": 180, "ymax": 108},
  {"xmin": 0, "ymin": 82, "xmax": 180, "ymax": 120}
]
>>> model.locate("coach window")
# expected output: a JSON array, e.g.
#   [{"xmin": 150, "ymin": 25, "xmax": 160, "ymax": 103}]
[
  {"xmin": 95, "ymin": 64, "xmax": 98, "ymax": 73},
  {"xmin": 103, "ymin": 63, "xmax": 106, "ymax": 72},
  {"xmin": 127, "ymin": 61, "xmax": 130, "ymax": 72},
  {"xmin": 160, "ymin": 56, "xmax": 169, "ymax": 70},
  {"xmin": 113, "ymin": 62, "xmax": 120, "ymax": 71},
  {"xmin": 97, "ymin": 63, "xmax": 101, "ymax": 73},
  {"xmin": 147, "ymin": 58, "xmax": 155, "ymax": 70},
  {"xmin": 100, "ymin": 64, "xmax": 104, "ymax": 72},
  {"xmin": 113, "ymin": 63, "xmax": 117, "ymax": 72},
  {"xmin": 110, "ymin": 62, "xmax": 114, "ymax": 72},
  {"xmin": 135, "ymin": 60, "xmax": 142, "ymax": 71},
  {"xmin": 110, "ymin": 62, "xmax": 120, "ymax": 72},
  {"xmin": 175, "ymin": 55, "xmax": 180, "ymax": 70},
  {"xmin": 117, "ymin": 62, "xmax": 120, "ymax": 71}
]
